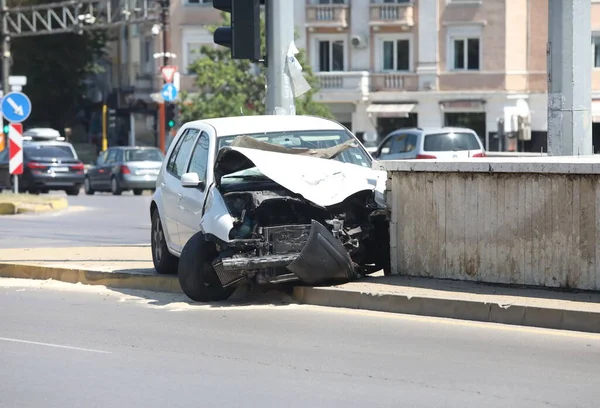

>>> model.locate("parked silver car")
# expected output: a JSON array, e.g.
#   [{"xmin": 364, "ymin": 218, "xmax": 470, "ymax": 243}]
[
  {"xmin": 373, "ymin": 127, "xmax": 486, "ymax": 160},
  {"xmin": 84, "ymin": 146, "xmax": 164, "ymax": 195}
]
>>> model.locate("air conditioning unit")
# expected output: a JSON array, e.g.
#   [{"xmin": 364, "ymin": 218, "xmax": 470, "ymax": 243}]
[{"xmin": 351, "ymin": 35, "xmax": 368, "ymax": 49}]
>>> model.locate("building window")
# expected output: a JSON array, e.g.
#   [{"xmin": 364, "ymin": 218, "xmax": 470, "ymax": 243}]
[
  {"xmin": 315, "ymin": 0, "xmax": 346, "ymax": 4},
  {"xmin": 450, "ymin": 37, "xmax": 480, "ymax": 70},
  {"xmin": 318, "ymin": 40, "xmax": 344, "ymax": 71},
  {"xmin": 185, "ymin": 0, "xmax": 212, "ymax": 4},
  {"xmin": 382, "ymin": 39, "xmax": 410, "ymax": 71},
  {"xmin": 593, "ymin": 36, "xmax": 600, "ymax": 68}
]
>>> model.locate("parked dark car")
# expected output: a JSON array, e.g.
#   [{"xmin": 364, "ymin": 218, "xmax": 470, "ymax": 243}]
[
  {"xmin": 84, "ymin": 146, "xmax": 164, "ymax": 196},
  {"xmin": 19, "ymin": 141, "xmax": 85, "ymax": 195}
]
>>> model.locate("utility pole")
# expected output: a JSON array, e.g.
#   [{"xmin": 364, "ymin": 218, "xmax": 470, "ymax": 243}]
[
  {"xmin": 1, "ymin": 0, "xmax": 15, "ymax": 192},
  {"xmin": 158, "ymin": 0, "xmax": 169, "ymax": 153},
  {"xmin": 265, "ymin": 0, "xmax": 295, "ymax": 115},
  {"xmin": 547, "ymin": 0, "xmax": 592, "ymax": 156}
]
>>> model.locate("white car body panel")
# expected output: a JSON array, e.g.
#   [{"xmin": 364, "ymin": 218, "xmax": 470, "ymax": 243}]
[
  {"xmin": 199, "ymin": 184, "xmax": 236, "ymax": 242},
  {"xmin": 217, "ymin": 146, "xmax": 386, "ymax": 208}
]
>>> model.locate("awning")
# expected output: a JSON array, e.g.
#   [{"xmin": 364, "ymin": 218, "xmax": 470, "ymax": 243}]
[
  {"xmin": 366, "ymin": 103, "xmax": 415, "ymax": 117},
  {"xmin": 592, "ymin": 100, "xmax": 600, "ymax": 123}
]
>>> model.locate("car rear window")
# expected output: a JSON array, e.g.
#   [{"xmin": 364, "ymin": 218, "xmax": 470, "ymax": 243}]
[
  {"xmin": 423, "ymin": 132, "xmax": 481, "ymax": 152},
  {"xmin": 24, "ymin": 145, "xmax": 75, "ymax": 158},
  {"xmin": 125, "ymin": 149, "xmax": 164, "ymax": 162}
]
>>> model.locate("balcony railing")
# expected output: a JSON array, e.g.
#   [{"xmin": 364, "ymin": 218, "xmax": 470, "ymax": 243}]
[
  {"xmin": 315, "ymin": 71, "xmax": 369, "ymax": 101},
  {"xmin": 370, "ymin": 73, "xmax": 418, "ymax": 92},
  {"xmin": 306, "ymin": 4, "xmax": 349, "ymax": 29},
  {"xmin": 369, "ymin": 2, "xmax": 414, "ymax": 27}
]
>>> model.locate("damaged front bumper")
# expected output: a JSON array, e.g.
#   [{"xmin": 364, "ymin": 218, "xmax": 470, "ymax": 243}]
[{"xmin": 212, "ymin": 220, "xmax": 356, "ymax": 287}]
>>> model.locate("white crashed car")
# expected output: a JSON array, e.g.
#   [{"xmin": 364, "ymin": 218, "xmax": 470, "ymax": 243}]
[{"xmin": 150, "ymin": 115, "xmax": 391, "ymax": 302}]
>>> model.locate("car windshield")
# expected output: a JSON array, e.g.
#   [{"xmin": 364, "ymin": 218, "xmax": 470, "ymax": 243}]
[
  {"xmin": 218, "ymin": 130, "xmax": 372, "ymax": 169},
  {"xmin": 24, "ymin": 145, "xmax": 75, "ymax": 159},
  {"xmin": 423, "ymin": 132, "xmax": 481, "ymax": 152},
  {"xmin": 124, "ymin": 149, "xmax": 164, "ymax": 162}
]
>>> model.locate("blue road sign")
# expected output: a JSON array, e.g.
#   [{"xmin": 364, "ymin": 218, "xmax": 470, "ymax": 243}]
[
  {"xmin": 161, "ymin": 83, "xmax": 178, "ymax": 102},
  {"xmin": 1, "ymin": 92, "xmax": 31, "ymax": 123}
]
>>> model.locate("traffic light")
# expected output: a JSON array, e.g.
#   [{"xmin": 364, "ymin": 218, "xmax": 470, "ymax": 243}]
[
  {"xmin": 213, "ymin": 0, "xmax": 262, "ymax": 61},
  {"xmin": 165, "ymin": 103, "xmax": 177, "ymax": 130}
]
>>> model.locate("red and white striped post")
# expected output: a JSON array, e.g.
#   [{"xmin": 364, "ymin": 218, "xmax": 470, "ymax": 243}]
[{"xmin": 8, "ymin": 122, "xmax": 23, "ymax": 193}]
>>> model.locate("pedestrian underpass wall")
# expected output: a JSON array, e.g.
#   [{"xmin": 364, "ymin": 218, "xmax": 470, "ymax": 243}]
[{"xmin": 378, "ymin": 156, "xmax": 600, "ymax": 291}]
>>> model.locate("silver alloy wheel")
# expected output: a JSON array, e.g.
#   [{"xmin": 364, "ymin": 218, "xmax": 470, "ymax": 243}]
[
  {"xmin": 111, "ymin": 178, "xmax": 118, "ymax": 194},
  {"xmin": 153, "ymin": 217, "xmax": 163, "ymax": 262}
]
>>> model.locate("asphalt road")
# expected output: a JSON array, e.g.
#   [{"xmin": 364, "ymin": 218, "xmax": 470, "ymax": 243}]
[
  {"xmin": 0, "ymin": 192, "xmax": 151, "ymax": 248},
  {"xmin": 1, "ymin": 279, "xmax": 599, "ymax": 408}
]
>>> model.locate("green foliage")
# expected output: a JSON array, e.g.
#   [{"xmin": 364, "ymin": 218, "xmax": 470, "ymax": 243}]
[
  {"xmin": 179, "ymin": 12, "xmax": 332, "ymax": 121},
  {"xmin": 8, "ymin": 0, "xmax": 107, "ymax": 130}
]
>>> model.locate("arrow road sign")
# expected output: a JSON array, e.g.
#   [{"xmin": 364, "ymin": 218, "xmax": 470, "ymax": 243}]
[
  {"xmin": 161, "ymin": 65, "xmax": 177, "ymax": 83},
  {"xmin": 161, "ymin": 83, "xmax": 178, "ymax": 102},
  {"xmin": 9, "ymin": 123, "xmax": 23, "ymax": 175},
  {"xmin": 1, "ymin": 92, "xmax": 31, "ymax": 123}
]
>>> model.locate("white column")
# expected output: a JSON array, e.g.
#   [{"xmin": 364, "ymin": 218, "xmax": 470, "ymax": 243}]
[
  {"xmin": 547, "ymin": 0, "xmax": 592, "ymax": 156},
  {"xmin": 416, "ymin": 0, "xmax": 438, "ymax": 90}
]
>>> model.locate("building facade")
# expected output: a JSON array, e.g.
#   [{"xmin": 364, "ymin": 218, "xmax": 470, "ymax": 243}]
[{"xmin": 107, "ymin": 0, "xmax": 600, "ymax": 152}]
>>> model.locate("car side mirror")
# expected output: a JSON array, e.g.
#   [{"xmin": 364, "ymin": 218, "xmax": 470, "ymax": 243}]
[{"xmin": 181, "ymin": 172, "xmax": 205, "ymax": 190}]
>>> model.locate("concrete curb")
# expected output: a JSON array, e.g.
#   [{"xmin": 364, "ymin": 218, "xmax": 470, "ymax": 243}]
[
  {"xmin": 0, "ymin": 196, "xmax": 68, "ymax": 215},
  {"xmin": 292, "ymin": 286, "xmax": 600, "ymax": 334},
  {"xmin": 2, "ymin": 262, "xmax": 598, "ymax": 334},
  {"xmin": 0, "ymin": 263, "xmax": 182, "ymax": 294}
]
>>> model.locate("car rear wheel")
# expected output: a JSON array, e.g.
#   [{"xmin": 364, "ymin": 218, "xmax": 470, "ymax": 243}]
[
  {"xmin": 84, "ymin": 177, "xmax": 95, "ymax": 195},
  {"xmin": 151, "ymin": 209, "xmax": 178, "ymax": 275},
  {"xmin": 133, "ymin": 189, "xmax": 143, "ymax": 196},
  {"xmin": 110, "ymin": 177, "xmax": 122, "ymax": 196},
  {"xmin": 66, "ymin": 186, "xmax": 80, "ymax": 196},
  {"xmin": 178, "ymin": 231, "xmax": 234, "ymax": 302}
]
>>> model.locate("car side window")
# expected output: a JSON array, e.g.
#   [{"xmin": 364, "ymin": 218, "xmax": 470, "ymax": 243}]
[
  {"xmin": 186, "ymin": 131, "xmax": 210, "ymax": 183},
  {"xmin": 166, "ymin": 128, "xmax": 199, "ymax": 178},
  {"xmin": 378, "ymin": 137, "xmax": 393, "ymax": 156},
  {"xmin": 390, "ymin": 134, "xmax": 408, "ymax": 153},
  {"xmin": 106, "ymin": 149, "xmax": 117, "ymax": 164},
  {"xmin": 403, "ymin": 134, "xmax": 418, "ymax": 153},
  {"xmin": 97, "ymin": 151, "xmax": 108, "ymax": 165},
  {"xmin": 115, "ymin": 150, "xmax": 124, "ymax": 162}
]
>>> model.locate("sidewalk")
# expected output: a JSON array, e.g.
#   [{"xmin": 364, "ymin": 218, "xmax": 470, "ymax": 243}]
[{"xmin": 1, "ymin": 246, "xmax": 599, "ymax": 333}]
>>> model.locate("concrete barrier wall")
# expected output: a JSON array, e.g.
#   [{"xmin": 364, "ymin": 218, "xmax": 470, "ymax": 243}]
[{"xmin": 380, "ymin": 157, "xmax": 600, "ymax": 291}]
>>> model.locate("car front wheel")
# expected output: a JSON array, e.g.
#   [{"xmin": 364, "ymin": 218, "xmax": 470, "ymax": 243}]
[
  {"xmin": 84, "ymin": 177, "xmax": 94, "ymax": 195},
  {"xmin": 178, "ymin": 231, "xmax": 234, "ymax": 302},
  {"xmin": 110, "ymin": 177, "xmax": 122, "ymax": 196},
  {"xmin": 151, "ymin": 210, "xmax": 178, "ymax": 275}
]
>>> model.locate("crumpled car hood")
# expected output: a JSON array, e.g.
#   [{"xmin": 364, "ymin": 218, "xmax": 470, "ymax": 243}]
[{"xmin": 214, "ymin": 146, "xmax": 386, "ymax": 208}]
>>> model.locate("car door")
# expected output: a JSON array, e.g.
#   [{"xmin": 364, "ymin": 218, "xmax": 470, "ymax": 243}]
[
  {"xmin": 89, "ymin": 150, "xmax": 108, "ymax": 188},
  {"xmin": 177, "ymin": 130, "xmax": 211, "ymax": 247},
  {"xmin": 98, "ymin": 148, "xmax": 117, "ymax": 188},
  {"xmin": 160, "ymin": 128, "xmax": 200, "ymax": 251}
]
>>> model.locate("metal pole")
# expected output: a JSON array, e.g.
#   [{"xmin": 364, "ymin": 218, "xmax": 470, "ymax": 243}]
[
  {"xmin": 547, "ymin": 0, "xmax": 592, "ymax": 156},
  {"xmin": 129, "ymin": 112, "xmax": 135, "ymax": 146},
  {"xmin": 265, "ymin": 0, "xmax": 295, "ymax": 115},
  {"xmin": 1, "ymin": 0, "xmax": 16, "ymax": 193},
  {"xmin": 102, "ymin": 104, "xmax": 108, "ymax": 151},
  {"xmin": 158, "ymin": 102, "xmax": 165, "ymax": 153},
  {"xmin": 160, "ymin": 0, "xmax": 168, "ymax": 149}
]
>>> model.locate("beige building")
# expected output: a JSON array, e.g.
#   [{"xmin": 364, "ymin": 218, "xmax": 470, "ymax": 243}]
[{"xmin": 105, "ymin": 0, "xmax": 600, "ymax": 152}]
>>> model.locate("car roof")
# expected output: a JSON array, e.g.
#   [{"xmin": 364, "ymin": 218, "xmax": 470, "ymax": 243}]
[
  {"xmin": 185, "ymin": 115, "xmax": 346, "ymax": 137},
  {"xmin": 389, "ymin": 126, "xmax": 477, "ymax": 135},
  {"xmin": 24, "ymin": 141, "xmax": 74, "ymax": 148}
]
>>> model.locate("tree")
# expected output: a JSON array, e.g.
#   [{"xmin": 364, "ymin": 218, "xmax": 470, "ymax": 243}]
[
  {"xmin": 179, "ymin": 13, "xmax": 332, "ymax": 121},
  {"xmin": 7, "ymin": 0, "xmax": 107, "ymax": 131}
]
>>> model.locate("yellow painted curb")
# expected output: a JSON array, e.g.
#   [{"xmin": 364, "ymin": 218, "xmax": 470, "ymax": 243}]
[
  {"xmin": 0, "ymin": 197, "xmax": 69, "ymax": 215},
  {"xmin": 0, "ymin": 262, "xmax": 183, "ymax": 294}
]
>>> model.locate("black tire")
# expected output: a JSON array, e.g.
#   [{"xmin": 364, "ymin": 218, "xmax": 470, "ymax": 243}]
[
  {"xmin": 66, "ymin": 186, "xmax": 80, "ymax": 196},
  {"xmin": 110, "ymin": 177, "xmax": 122, "ymax": 196},
  {"xmin": 133, "ymin": 189, "xmax": 143, "ymax": 196},
  {"xmin": 151, "ymin": 209, "xmax": 178, "ymax": 275},
  {"xmin": 84, "ymin": 177, "xmax": 95, "ymax": 195},
  {"xmin": 178, "ymin": 231, "xmax": 234, "ymax": 302}
]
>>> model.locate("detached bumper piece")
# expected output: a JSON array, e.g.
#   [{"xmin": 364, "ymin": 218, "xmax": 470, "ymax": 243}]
[
  {"xmin": 213, "ymin": 254, "xmax": 299, "ymax": 287},
  {"xmin": 287, "ymin": 220, "xmax": 355, "ymax": 285}
]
